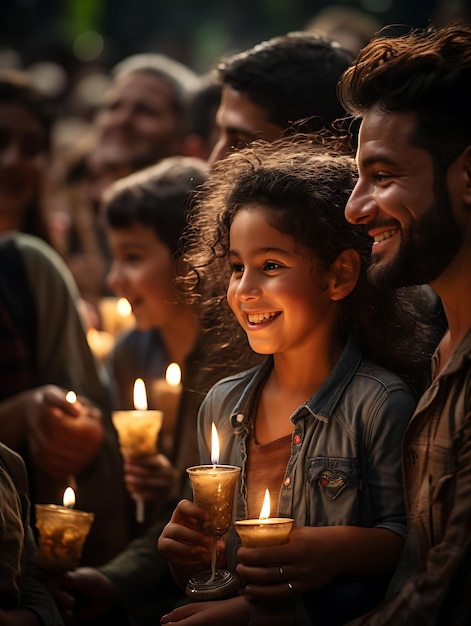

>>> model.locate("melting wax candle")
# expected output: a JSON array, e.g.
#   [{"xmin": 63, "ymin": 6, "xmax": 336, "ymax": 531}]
[
  {"xmin": 235, "ymin": 489, "xmax": 294, "ymax": 548},
  {"xmin": 112, "ymin": 379, "xmax": 163, "ymax": 522}
]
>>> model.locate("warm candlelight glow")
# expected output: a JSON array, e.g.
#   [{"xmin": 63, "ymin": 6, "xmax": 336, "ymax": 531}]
[
  {"xmin": 133, "ymin": 378, "xmax": 148, "ymax": 410},
  {"xmin": 117, "ymin": 297, "xmax": 132, "ymax": 317},
  {"xmin": 259, "ymin": 489, "xmax": 270, "ymax": 520},
  {"xmin": 166, "ymin": 362, "xmax": 181, "ymax": 386},
  {"xmin": 65, "ymin": 391, "xmax": 77, "ymax": 404},
  {"xmin": 211, "ymin": 423, "xmax": 220, "ymax": 466},
  {"xmin": 86, "ymin": 328, "xmax": 114, "ymax": 360},
  {"xmin": 63, "ymin": 487, "xmax": 76, "ymax": 508},
  {"xmin": 235, "ymin": 487, "xmax": 294, "ymax": 548}
]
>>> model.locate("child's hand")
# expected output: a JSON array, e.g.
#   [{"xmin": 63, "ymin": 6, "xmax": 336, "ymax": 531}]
[
  {"xmin": 158, "ymin": 498, "xmax": 229, "ymax": 589},
  {"xmin": 161, "ymin": 596, "xmax": 249, "ymax": 626},
  {"xmin": 236, "ymin": 526, "xmax": 338, "ymax": 600},
  {"xmin": 158, "ymin": 499, "xmax": 213, "ymax": 567},
  {"xmin": 123, "ymin": 453, "xmax": 177, "ymax": 502}
]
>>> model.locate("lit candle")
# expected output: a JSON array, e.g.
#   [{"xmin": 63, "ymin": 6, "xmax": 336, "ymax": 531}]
[
  {"xmin": 35, "ymin": 487, "xmax": 94, "ymax": 573},
  {"xmin": 235, "ymin": 489, "xmax": 294, "ymax": 548},
  {"xmin": 150, "ymin": 363, "xmax": 182, "ymax": 455},
  {"xmin": 112, "ymin": 378, "xmax": 163, "ymax": 522},
  {"xmin": 64, "ymin": 391, "xmax": 81, "ymax": 492},
  {"xmin": 186, "ymin": 424, "xmax": 241, "ymax": 582},
  {"xmin": 99, "ymin": 296, "xmax": 135, "ymax": 338},
  {"xmin": 86, "ymin": 327, "xmax": 114, "ymax": 361}
]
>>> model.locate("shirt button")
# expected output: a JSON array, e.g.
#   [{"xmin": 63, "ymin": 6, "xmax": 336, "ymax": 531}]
[
  {"xmin": 236, "ymin": 414, "xmax": 244, "ymax": 423},
  {"xmin": 293, "ymin": 434, "xmax": 301, "ymax": 445},
  {"xmin": 284, "ymin": 477, "xmax": 291, "ymax": 487}
]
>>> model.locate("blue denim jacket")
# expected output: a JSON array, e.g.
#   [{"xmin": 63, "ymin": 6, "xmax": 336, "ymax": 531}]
[{"xmin": 196, "ymin": 338, "xmax": 416, "ymax": 625}]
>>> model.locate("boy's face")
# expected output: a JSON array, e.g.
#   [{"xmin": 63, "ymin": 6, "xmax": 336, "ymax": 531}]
[
  {"xmin": 345, "ymin": 106, "xmax": 464, "ymax": 289},
  {"xmin": 208, "ymin": 85, "xmax": 283, "ymax": 165},
  {"xmin": 106, "ymin": 223, "xmax": 178, "ymax": 330}
]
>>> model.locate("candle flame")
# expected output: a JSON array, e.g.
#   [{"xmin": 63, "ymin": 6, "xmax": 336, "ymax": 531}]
[
  {"xmin": 63, "ymin": 486, "xmax": 76, "ymax": 508},
  {"xmin": 65, "ymin": 391, "xmax": 77, "ymax": 404},
  {"xmin": 87, "ymin": 327, "xmax": 99, "ymax": 343},
  {"xmin": 211, "ymin": 422, "xmax": 220, "ymax": 466},
  {"xmin": 166, "ymin": 362, "xmax": 181, "ymax": 387},
  {"xmin": 133, "ymin": 378, "xmax": 148, "ymax": 410},
  {"xmin": 117, "ymin": 297, "xmax": 132, "ymax": 317},
  {"xmin": 259, "ymin": 489, "xmax": 270, "ymax": 520}
]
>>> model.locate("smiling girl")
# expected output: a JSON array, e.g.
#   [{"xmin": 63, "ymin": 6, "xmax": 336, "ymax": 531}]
[{"xmin": 158, "ymin": 135, "xmax": 437, "ymax": 626}]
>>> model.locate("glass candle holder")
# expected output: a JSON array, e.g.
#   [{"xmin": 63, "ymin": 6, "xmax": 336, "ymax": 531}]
[
  {"xmin": 35, "ymin": 504, "xmax": 94, "ymax": 573},
  {"xmin": 235, "ymin": 517, "xmax": 294, "ymax": 548},
  {"xmin": 185, "ymin": 464, "xmax": 241, "ymax": 600}
]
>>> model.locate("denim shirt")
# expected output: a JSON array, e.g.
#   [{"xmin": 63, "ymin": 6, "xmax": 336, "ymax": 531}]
[{"xmin": 197, "ymin": 338, "xmax": 416, "ymax": 625}]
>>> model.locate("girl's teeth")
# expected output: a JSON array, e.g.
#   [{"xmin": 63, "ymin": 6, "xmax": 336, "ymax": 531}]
[{"xmin": 248, "ymin": 312, "xmax": 276, "ymax": 324}]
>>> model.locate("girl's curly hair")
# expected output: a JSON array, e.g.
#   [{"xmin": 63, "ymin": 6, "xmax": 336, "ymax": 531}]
[{"xmin": 179, "ymin": 133, "xmax": 440, "ymax": 395}]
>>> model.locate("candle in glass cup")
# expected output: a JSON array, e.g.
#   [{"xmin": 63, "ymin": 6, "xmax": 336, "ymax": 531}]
[
  {"xmin": 35, "ymin": 487, "xmax": 94, "ymax": 574},
  {"xmin": 112, "ymin": 378, "xmax": 163, "ymax": 522},
  {"xmin": 186, "ymin": 423, "xmax": 240, "ymax": 586},
  {"xmin": 187, "ymin": 464, "xmax": 241, "ymax": 537},
  {"xmin": 235, "ymin": 489, "xmax": 294, "ymax": 548}
]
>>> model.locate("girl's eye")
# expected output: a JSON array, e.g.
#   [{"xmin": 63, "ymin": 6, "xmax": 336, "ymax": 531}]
[
  {"xmin": 230, "ymin": 262, "xmax": 244, "ymax": 274},
  {"xmin": 264, "ymin": 261, "xmax": 281, "ymax": 271},
  {"xmin": 124, "ymin": 253, "xmax": 142, "ymax": 263}
]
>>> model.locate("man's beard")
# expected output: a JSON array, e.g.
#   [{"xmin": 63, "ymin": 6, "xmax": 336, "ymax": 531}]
[{"xmin": 367, "ymin": 177, "xmax": 463, "ymax": 288}]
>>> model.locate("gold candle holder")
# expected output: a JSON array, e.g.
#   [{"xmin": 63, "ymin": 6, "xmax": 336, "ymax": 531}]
[
  {"xmin": 235, "ymin": 518, "xmax": 294, "ymax": 547},
  {"xmin": 35, "ymin": 498, "xmax": 94, "ymax": 573},
  {"xmin": 187, "ymin": 465, "xmax": 241, "ymax": 537},
  {"xmin": 235, "ymin": 489, "xmax": 294, "ymax": 547},
  {"xmin": 185, "ymin": 463, "xmax": 241, "ymax": 600}
]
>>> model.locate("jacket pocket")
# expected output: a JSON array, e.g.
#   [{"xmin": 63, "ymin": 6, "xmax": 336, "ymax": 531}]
[{"xmin": 306, "ymin": 457, "xmax": 361, "ymax": 526}]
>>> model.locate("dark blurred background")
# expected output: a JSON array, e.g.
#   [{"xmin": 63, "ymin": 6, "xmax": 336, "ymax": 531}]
[
  {"xmin": 2, "ymin": 0, "xmax": 469, "ymax": 71},
  {"xmin": 1, "ymin": 0, "xmax": 469, "ymax": 117}
]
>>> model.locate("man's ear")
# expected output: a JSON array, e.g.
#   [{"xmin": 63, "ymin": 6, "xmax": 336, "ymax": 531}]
[{"xmin": 328, "ymin": 249, "xmax": 361, "ymax": 301}]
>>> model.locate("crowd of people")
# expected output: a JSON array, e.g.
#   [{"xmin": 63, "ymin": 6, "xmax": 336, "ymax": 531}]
[{"xmin": 0, "ymin": 10, "xmax": 471, "ymax": 626}]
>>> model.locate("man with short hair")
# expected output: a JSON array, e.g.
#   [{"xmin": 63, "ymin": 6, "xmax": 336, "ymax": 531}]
[
  {"xmin": 208, "ymin": 31, "xmax": 353, "ymax": 164},
  {"xmin": 96, "ymin": 53, "xmax": 201, "ymax": 170},
  {"xmin": 338, "ymin": 21, "xmax": 471, "ymax": 624}
]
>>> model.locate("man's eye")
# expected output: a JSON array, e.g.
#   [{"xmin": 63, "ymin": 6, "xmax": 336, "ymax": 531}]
[{"xmin": 375, "ymin": 172, "xmax": 392, "ymax": 183}]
